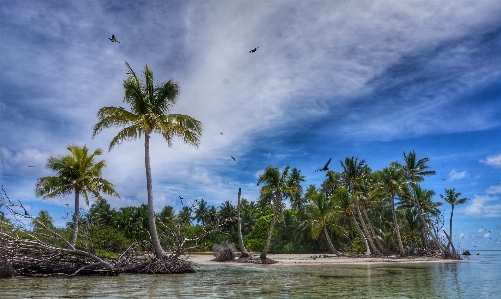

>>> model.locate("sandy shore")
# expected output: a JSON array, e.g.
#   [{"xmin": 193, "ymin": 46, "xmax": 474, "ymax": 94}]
[{"xmin": 185, "ymin": 252, "xmax": 460, "ymax": 266}]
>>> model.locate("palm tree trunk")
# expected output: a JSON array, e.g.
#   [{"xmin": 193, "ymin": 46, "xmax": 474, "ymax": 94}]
[
  {"xmin": 420, "ymin": 226, "xmax": 428, "ymax": 249},
  {"xmin": 145, "ymin": 132, "xmax": 167, "ymax": 259},
  {"xmin": 413, "ymin": 192, "xmax": 445, "ymax": 252},
  {"xmin": 447, "ymin": 205, "xmax": 454, "ymax": 251},
  {"xmin": 353, "ymin": 194, "xmax": 381, "ymax": 256},
  {"xmin": 260, "ymin": 211, "xmax": 277, "ymax": 259},
  {"xmin": 323, "ymin": 226, "xmax": 342, "ymax": 257},
  {"xmin": 362, "ymin": 206, "xmax": 387, "ymax": 255},
  {"xmin": 237, "ymin": 188, "xmax": 249, "ymax": 258},
  {"xmin": 69, "ymin": 188, "xmax": 80, "ymax": 247},
  {"xmin": 350, "ymin": 214, "xmax": 370, "ymax": 256},
  {"xmin": 390, "ymin": 194, "xmax": 405, "ymax": 257}
]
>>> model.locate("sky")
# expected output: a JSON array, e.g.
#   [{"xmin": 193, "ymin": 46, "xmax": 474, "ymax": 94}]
[{"xmin": 1, "ymin": 0, "xmax": 500, "ymax": 250}]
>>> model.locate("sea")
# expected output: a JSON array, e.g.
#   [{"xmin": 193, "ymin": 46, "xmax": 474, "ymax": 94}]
[{"xmin": 0, "ymin": 250, "xmax": 499, "ymax": 298}]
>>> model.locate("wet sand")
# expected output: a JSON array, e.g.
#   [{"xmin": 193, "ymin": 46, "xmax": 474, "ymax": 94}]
[{"xmin": 185, "ymin": 252, "xmax": 460, "ymax": 266}]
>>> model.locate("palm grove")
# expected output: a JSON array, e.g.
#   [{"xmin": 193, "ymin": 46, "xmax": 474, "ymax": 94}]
[{"xmin": 1, "ymin": 63, "xmax": 468, "ymax": 265}]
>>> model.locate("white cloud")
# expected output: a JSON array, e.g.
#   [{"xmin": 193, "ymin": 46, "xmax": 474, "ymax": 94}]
[
  {"xmin": 486, "ymin": 183, "xmax": 501, "ymax": 195},
  {"xmin": 0, "ymin": 146, "xmax": 51, "ymax": 177},
  {"xmin": 448, "ymin": 169, "xmax": 467, "ymax": 181},
  {"xmin": 465, "ymin": 195, "xmax": 498, "ymax": 216},
  {"xmin": 481, "ymin": 153, "xmax": 501, "ymax": 168}
]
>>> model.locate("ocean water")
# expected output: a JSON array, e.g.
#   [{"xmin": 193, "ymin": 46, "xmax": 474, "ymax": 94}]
[{"xmin": 0, "ymin": 251, "xmax": 499, "ymax": 298}]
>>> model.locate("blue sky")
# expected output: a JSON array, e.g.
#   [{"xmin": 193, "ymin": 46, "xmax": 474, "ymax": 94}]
[{"xmin": 1, "ymin": 0, "xmax": 500, "ymax": 250}]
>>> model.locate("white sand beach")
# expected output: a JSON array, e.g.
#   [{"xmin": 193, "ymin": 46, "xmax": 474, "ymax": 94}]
[{"xmin": 185, "ymin": 252, "xmax": 460, "ymax": 266}]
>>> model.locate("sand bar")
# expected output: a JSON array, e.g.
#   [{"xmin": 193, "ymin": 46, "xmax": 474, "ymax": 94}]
[{"xmin": 186, "ymin": 252, "xmax": 460, "ymax": 266}]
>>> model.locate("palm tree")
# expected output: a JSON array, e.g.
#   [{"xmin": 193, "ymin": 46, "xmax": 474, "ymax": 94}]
[
  {"xmin": 301, "ymin": 192, "xmax": 342, "ymax": 256},
  {"xmin": 321, "ymin": 170, "xmax": 342, "ymax": 198},
  {"xmin": 92, "ymin": 62, "xmax": 203, "ymax": 258},
  {"xmin": 401, "ymin": 151, "xmax": 444, "ymax": 252},
  {"xmin": 35, "ymin": 145, "xmax": 119, "ymax": 247},
  {"xmin": 32, "ymin": 210, "xmax": 54, "ymax": 232},
  {"xmin": 332, "ymin": 187, "xmax": 371, "ymax": 255},
  {"xmin": 340, "ymin": 157, "xmax": 381, "ymax": 256},
  {"xmin": 399, "ymin": 186, "xmax": 442, "ymax": 248},
  {"xmin": 194, "ymin": 199, "xmax": 209, "ymax": 226},
  {"xmin": 440, "ymin": 188, "xmax": 468, "ymax": 251},
  {"xmin": 257, "ymin": 165, "xmax": 299, "ymax": 259},
  {"xmin": 237, "ymin": 188, "xmax": 249, "ymax": 258},
  {"xmin": 376, "ymin": 162, "xmax": 407, "ymax": 257}
]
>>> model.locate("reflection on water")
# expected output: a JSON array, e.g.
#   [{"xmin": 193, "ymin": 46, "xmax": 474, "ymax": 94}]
[{"xmin": 1, "ymin": 251, "xmax": 500, "ymax": 298}]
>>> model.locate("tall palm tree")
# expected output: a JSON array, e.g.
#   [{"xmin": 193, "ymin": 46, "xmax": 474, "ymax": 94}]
[
  {"xmin": 401, "ymin": 151, "xmax": 444, "ymax": 252},
  {"xmin": 440, "ymin": 188, "xmax": 468, "ymax": 251},
  {"xmin": 340, "ymin": 157, "xmax": 381, "ymax": 256},
  {"xmin": 399, "ymin": 186, "xmax": 442, "ymax": 248},
  {"xmin": 376, "ymin": 163, "xmax": 407, "ymax": 257},
  {"xmin": 301, "ymin": 192, "xmax": 342, "ymax": 256},
  {"xmin": 35, "ymin": 145, "xmax": 119, "ymax": 247},
  {"xmin": 92, "ymin": 62, "xmax": 203, "ymax": 258},
  {"xmin": 333, "ymin": 187, "xmax": 371, "ymax": 255},
  {"xmin": 236, "ymin": 188, "xmax": 249, "ymax": 258},
  {"xmin": 257, "ymin": 165, "xmax": 299, "ymax": 259},
  {"xmin": 287, "ymin": 168, "xmax": 307, "ymax": 212},
  {"xmin": 322, "ymin": 170, "xmax": 342, "ymax": 198}
]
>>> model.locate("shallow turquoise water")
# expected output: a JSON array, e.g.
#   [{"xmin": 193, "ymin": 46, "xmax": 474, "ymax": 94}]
[{"xmin": 1, "ymin": 251, "xmax": 499, "ymax": 298}]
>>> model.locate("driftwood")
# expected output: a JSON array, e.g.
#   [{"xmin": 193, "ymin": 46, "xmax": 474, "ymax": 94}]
[
  {"xmin": 212, "ymin": 241, "xmax": 235, "ymax": 262},
  {"xmin": 0, "ymin": 186, "xmax": 195, "ymax": 277}
]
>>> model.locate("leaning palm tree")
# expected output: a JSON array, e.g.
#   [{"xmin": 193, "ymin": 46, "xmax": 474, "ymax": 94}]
[
  {"xmin": 35, "ymin": 145, "xmax": 119, "ymax": 247},
  {"xmin": 301, "ymin": 192, "xmax": 343, "ymax": 256},
  {"xmin": 340, "ymin": 157, "xmax": 381, "ymax": 256},
  {"xmin": 401, "ymin": 151, "xmax": 445, "ymax": 252},
  {"xmin": 376, "ymin": 162, "xmax": 407, "ymax": 257},
  {"xmin": 93, "ymin": 62, "xmax": 203, "ymax": 258},
  {"xmin": 440, "ymin": 188, "xmax": 468, "ymax": 251},
  {"xmin": 257, "ymin": 165, "xmax": 299, "ymax": 259}
]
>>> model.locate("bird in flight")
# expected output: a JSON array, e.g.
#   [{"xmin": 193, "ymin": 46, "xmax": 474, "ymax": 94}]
[
  {"xmin": 249, "ymin": 47, "xmax": 259, "ymax": 53},
  {"xmin": 231, "ymin": 156, "xmax": 236, "ymax": 161},
  {"xmin": 109, "ymin": 34, "xmax": 120, "ymax": 43},
  {"xmin": 315, "ymin": 158, "xmax": 332, "ymax": 172},
  {"xmin": 220, "ymin": 132, "xmax": 223, "ymax": 135},
  {"xmin": 28, "ymin": 165, "xmax": 34, "ymax": 167}
]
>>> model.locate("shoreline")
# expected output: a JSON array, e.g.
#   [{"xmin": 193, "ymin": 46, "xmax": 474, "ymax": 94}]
[{"xmin": 185, "ymin": 253, "xmax": 461, "ymax": 266}]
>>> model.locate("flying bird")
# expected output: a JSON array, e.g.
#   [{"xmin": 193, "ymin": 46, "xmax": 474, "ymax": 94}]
[
  {"xmin": 315, "ymin": 158, "xmax": 332, "ymax": 172},
  {"xmin": 109, "ymin": 34, "xmax": 120, "ymax": 43},
  {"xmin": 249, "ymin": 47, "xmax": 259, "ymax": 53},
  {"xmin": 220, "ymin": 132, "xmax": 223, "ymax": 135},
  {"xmin": 231, "ymin": 156, "xmax": 236, "ymax": 161},
  {"xmin": 28, "ymin": 165, "xmax": 34, "ymax": 167}
]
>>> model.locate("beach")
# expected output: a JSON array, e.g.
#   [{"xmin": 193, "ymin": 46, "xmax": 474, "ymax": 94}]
[{"xmin": 186, "ymin": 252, "xmax": 459, "ymax": 266}]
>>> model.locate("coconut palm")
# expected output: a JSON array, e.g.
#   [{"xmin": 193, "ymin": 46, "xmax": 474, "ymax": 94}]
[
  {"xmin": 92, "ymin": 62, "xmax": 203, "ymax": 258},
  {"xmin": 35, "ymin": 145, "xmax": 119, "ymax": 247},
  {"xmin": 333, "ymin": 187, "xmax": 371, "ymax": 255},
  {"xmin": 301, "ymin": 192, "xmax": 342, "ymax": 256},
  {"xmin": 340, "ymin": 157, "xmax": 381, "ymax": 256},
  {"xmin": 32, "ymin": 210, "xmax": 54, "ymax": 232},
  {"xmin": 257, "ymin": 165, "xmax": 299, "ymax": 259},
  {"xmin": 440, "ymin": 188, "xmax": 468, "ymax": 250},
  {"xmin": 321, "ymin": 170, "xmax": 342, "ymax": 198},
  {"xmin": 401, "ymin": 151, "xmax": 444, "ymax": 251},
  {"xmin": 399, "ymin": 186, "xmax": 442, "ymax": 248},
  {"xmin": 376, "ymin": 162, "xmax": 407, "ymax": 257}
]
